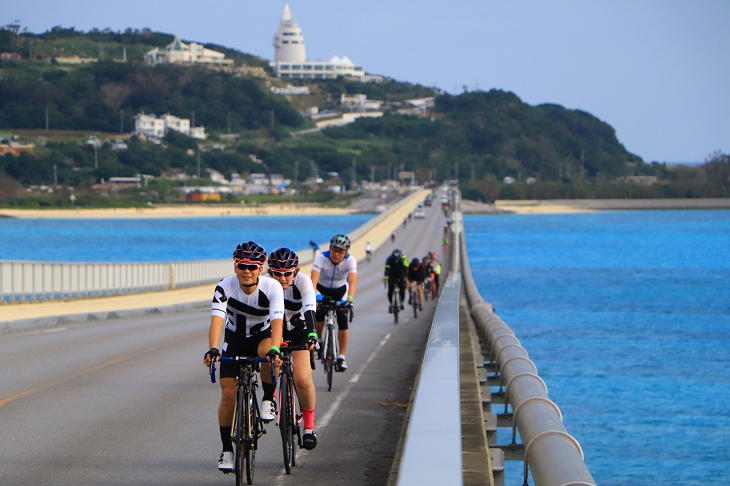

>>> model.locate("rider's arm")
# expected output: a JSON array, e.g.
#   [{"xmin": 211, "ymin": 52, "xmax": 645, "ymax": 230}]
[
  {"xmin": 347, "ymin": 270, "xmax": 357, "ymax": 302},
  {"xmin": 208, "ymin": 315, "xmax": 225, "ymax": 350},
  {"xmin": 270, "ymin": 318, "xmax": 284, "ymax": 350},
  {"xmin": 310, "ymin": 269, "xmax": 320, "ymax": 290}
]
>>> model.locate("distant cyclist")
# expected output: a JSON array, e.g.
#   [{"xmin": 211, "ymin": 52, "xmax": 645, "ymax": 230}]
[
  {"xmin": 311, "ymin": 234, "xmax": 357, "ymax": 372},
  {"xmin": 430, "ymin": 252, "xmax": 442, "ymax": 293},
  {"xmin": 383, "ymin": 249, "xmax": 409, "ymax": 313},
  {"xmin": 265, "ymin": 247, "xmax": 318, "ymax": 450},
  {"xmin": 204, "ymin": 241, "xmax": 284, "ymax": 472},
  {"xmin": 407, "ymin": 257, "xmax": 425, "ymax": 311},
  {"xmin": 365, "ymin": 241, "xmax": 372, "ymax": 262}
]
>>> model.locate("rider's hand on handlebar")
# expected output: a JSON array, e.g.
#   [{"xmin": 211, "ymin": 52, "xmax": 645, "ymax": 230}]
[
  {"xmin": 306, "ymin": 332, "xmax": 320, "ymax": 351},
  {"xmin": 267, "ymin": 347, "xmax": 283, "ymax": 366},
  {"xmin": 204, "ymin": 347, "xmax": 220, "ymax": 366}
]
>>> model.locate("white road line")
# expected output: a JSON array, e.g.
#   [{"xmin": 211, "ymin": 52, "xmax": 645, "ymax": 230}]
[{"xmin": 274, "ymin": 331, "xmax": 393, "ymax": 483}]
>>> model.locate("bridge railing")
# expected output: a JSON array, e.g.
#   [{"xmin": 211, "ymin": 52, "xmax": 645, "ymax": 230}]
[{"xmin": 458, "ymin": 191, "xmax": 596, "ymax": 486}]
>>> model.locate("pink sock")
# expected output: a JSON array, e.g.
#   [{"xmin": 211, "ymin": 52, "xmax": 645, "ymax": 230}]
[{"xmin": 302, "ymin": 407, "xmax": 315, "ymax": 430}]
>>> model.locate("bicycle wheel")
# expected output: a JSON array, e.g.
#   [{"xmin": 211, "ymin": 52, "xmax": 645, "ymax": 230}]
[
  {"xmin": 393, "ymin": 293, "xmax": 399, "ymax": 324},
  {"xmin": 234, "ymin": 386, "xmax": 245, "ymax": 486},
  {"xmin": 326, "ymin": 325, "xmax": 335, "ymax": 391},
  {"xmin": 280, "ymin": 373, "xmax": 294, "ymax": 474},
  {"xmin": 245, "ymin": 390, "xmax": 256, "ymax": 485},
  {"xmin": 412, "ymin": 290, "xmax": 418, "ymax": 318}
]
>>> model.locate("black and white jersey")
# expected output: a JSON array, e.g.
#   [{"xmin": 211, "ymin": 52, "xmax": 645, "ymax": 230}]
[
  {"xmin": 263, "ymin": 272, "xmax": 316, "ymax": 332},
  {"xmin": 211, "ymin": 276, "xmax": 284, "ymax": 345},
  {"xmin": 312, "ymin": 250, "xmax": 357, "ymax": 290}
]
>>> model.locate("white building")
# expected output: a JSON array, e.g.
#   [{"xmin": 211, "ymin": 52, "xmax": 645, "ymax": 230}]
[
  {"xmin": 144, "ymin": 36, "xmax": 233, "ymax": 66},
  {"xmin": 340, "ymin": 94, "xmax": 384, "ymax": 111},
  {"xmin": 270, "ymin": 4, "xmax": 365, "ymax": 80},
  {"xmin": 134, "ymin": 113, "xmax": 207, "ymax": 139}
]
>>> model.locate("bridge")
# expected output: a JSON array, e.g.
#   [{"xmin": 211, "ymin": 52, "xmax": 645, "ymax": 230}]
[{"xmin": 0, "ymin": 189, "xmax": 595, "ymax": 485}]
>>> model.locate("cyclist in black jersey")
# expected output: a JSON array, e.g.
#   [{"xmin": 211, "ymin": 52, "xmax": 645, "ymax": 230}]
[
  {"xmin": 383, "ymin": 249, "xmax": 409, "ymax": 312},
  {"xmin": 407, "ymin": 257, "xmax": 425, "ymax": 311},
  {"xmin": 204, "ymin": 241, "xmax": 284, "ymax": 472}
]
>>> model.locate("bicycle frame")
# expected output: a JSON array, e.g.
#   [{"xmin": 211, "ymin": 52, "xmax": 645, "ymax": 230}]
[
  {"xmin": 316, "ymin": 295, "xmax": 351, "ymax": 391},
  {"xmin": 277, "ymin": 343, "xmax": 311, "ymax": 474}
]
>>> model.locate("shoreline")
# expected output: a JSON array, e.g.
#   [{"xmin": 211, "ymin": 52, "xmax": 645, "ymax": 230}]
[
  {"xmin": 464, "ymin": 198, "xmax": 730, "ymax": 215},
  {"xmin": 0, "ymin": 203, "xmax": 356, "ymax": 219}
]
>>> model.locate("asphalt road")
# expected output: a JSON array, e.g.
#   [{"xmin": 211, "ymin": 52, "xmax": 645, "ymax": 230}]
[{"xmin": 0, "ymin": 199, "xmax": 451, "ymax": 486}]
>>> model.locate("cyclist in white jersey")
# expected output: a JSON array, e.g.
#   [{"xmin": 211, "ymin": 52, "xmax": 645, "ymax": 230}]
[
  {"xmin": 264, "ymin": 247, "xmax": 319, "ymax": 450},
  {"xmin": 203, "ymin": 241, "xmax": 284, "ymax": 472},
  {"xmin": 311, "ymin": 234, "xmax": 357, "ymax": 371}
]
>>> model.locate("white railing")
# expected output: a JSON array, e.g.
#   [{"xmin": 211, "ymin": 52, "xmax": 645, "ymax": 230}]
[{"xmin": 0, "ymin": 259, "xmax": 230, "ymax": 303}]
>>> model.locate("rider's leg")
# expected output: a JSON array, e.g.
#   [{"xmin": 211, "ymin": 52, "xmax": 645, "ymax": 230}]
[
  {"xmin": 293, "ymin": 350, "xmax": 315, "ymax": 409},
  {"xmin": 257, "ymin": 338, "xmax": 277, "ymax": 402},
  {"xmin": 398, "ymin": 279, "xmax": 407, "ymax": 302},
  {"xmin": 417, "ymin": 282, "xmax": 423, "ymax": 303},
  {"xmin": 336, "ymin": 308, "xmax": 350, "ymax": 355}
]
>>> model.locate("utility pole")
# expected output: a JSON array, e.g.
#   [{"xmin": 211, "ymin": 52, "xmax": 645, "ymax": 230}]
[
  {"xmin": 93, "ymin": 143, "xmax": 98, "ymax": 169},
  {"xmin": 45, "ymin": 105, "xmax": 49, "ymax": 130},
  {"xmin": 120, "ymin": 109, "xmax": 124, "ymax": 134},
  {"xmin": 227, "ymin": 110, "xmax": 231, "ymax": 135},
  {"xmin": 191, "ymin": 110, "xmax": 195, "ymax": 128},
  {"xmin": 53, "ymin": 164, "xmax": 57, "ymax": 188},
  {"xmin": 351, "ymin": 159, "xmax": 356, "ymax": 191},
  {"xmin": 387, "ymin": 163, "xmax": 391, "ymax": 182},
  {"xmin": 370, "ymin": 166, "xmax": 375, "ymax": 184},
  {"xmin": 294, "ymin": 160, "xmax": 298, "ymax": 185}
]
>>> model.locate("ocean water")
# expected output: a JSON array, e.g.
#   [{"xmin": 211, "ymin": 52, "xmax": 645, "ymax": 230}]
[
  {"xmin": 0, "ymin": 214, "xmax": 371, "ymax": 262},
  {"xmin": 465, "ymin": 210, "xmax": 730, "ymax": 486}
]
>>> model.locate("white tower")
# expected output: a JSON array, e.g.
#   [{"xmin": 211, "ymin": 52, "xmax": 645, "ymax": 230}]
[{"xmin": 273, "ymin": 4, "xmax": 306, "ymax": 63}]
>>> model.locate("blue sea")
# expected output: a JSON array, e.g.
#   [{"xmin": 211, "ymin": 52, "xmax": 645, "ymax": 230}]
[
  {"xmin": 465, "ymin": 210, "xmax": 730, "ymax": 486},
  {"xmin": 0, "ymin": 214, "xmax": 371, "ymax": 263}
]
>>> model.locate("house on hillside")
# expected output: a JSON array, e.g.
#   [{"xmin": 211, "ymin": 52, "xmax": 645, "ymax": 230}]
[
  {"xmin": 144, "ymin": 36, "xmax": 233, "ymax": 67},
  {"xmin": 134, "ymin": 113, "xmax": 206, "ymax": 140}
]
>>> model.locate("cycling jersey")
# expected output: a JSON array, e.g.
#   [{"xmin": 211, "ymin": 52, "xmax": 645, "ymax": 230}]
[
  {"xmin": 408, "ymin": 265, "xmax": 426, "ymax": 283},
  {"xmin": 384, "ymin": 254, "xmax": 409, "ymax": 280},
  {"xmin": 212, "ymin": 276, "xmax": 284, "ymax": 352},
  {"xmin": 263, "ymin": 272, "xmax": 316, "ymax": 333},
  {"xmin": 312, "ymin": 250, "xmax": 357, "ymax": 289}
]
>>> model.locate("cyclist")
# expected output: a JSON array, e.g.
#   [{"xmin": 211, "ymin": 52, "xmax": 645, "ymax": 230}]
[
  {"xmin": 204, "ymin": 241, "xmax": 284, "ymax": 472},
  {"xmin": 430, "ymin": 251, "xmax": 442, "ymax": 293},
  {"xmin": 365, "ymin": 241, "xmax": 372, "ymax": 262},
  {"xmin": 311, "ymin": 234, "xmax": 357, "ymax": 372},
  {"xmin": 407, "ymin": 257, "xmax": 425, "ymax": 311},
  {"xmin": 443, "ymin": 235, "xmax": 449, "ymax": 253},
  {"xmin": 265, "ymin": 247, "xmax": 319, "ymax": 450},
  {"xmin": 383, "ymin": 249, "xmax": 409, "ymax": 313}
]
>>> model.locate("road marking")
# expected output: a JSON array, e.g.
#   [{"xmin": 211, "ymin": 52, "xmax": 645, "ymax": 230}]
[
  {"xmin": 274, "ymin": 331, "xmax": 393, "ymax": 483},
  {"xmin": 0, "ymin": 331, "xmax": 203, "ymax": 410}
]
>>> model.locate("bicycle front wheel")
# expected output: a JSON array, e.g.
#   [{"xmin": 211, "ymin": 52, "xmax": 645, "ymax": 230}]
[
  {"xmin": 280, "ymin": 374, "xmax": 294, "ymax": 474},
  {"xmin": 393, "ymin": 293, "xmax": 399, "ymax": 324},
  {"xmin": 245, "ymin": 390, "xmax": 256, "ymax": 485},
  {"xmin": 326, "ymin": 325, "xmax": 336, "ymax": 391},
  {"xmin": 412, "ymin": 291, "xmax": 418, "ymax": 318},
  {"xmin": 234, "ymin": 386, "xmax": 245, "ymax": 486}
]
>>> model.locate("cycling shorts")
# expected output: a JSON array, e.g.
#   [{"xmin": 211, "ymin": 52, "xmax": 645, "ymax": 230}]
[
  {"xmin": 220, "ymin": 329, "xmax": 271, "ymax": 379},
  {"xmin": 315, "ymin": 284, "xmax": 350, "ymax": 331}
]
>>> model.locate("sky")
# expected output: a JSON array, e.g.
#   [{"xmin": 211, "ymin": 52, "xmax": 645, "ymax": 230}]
[{"xmin": 6, "ymin": 1, "xmax": 729, "ymax": 163}]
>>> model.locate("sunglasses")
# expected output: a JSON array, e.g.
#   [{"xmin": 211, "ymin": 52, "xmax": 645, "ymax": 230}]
[
  {"xmin": 236, "ymin": 262, "xmax": 261, "ymax": 271},
  {"xmin": 270, "ymin": 270, "xmax": 295, "ymax": 277}
]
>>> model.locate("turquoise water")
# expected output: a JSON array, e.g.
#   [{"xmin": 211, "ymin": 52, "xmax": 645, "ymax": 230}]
[
  {"xmin": 0, "ymin": 215, "xmax": 370, "ymax": 262},
  {"xmin": 465, "ymin": 210, "xmax": 730, "ymax": 486}
]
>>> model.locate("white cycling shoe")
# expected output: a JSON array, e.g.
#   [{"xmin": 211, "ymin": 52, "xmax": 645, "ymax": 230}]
[
  {"xmin": 261, "ymin": 399, "xmax": 277, "ymax": 422},
  {"xmin": 218, "ymin": 451, "xmax": 234, "ymax": 472}
]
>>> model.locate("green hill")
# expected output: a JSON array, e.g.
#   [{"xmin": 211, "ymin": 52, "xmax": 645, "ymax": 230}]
[{"xmin": 1, "ymin": 27, "xmax": 727, "ymax": 206}]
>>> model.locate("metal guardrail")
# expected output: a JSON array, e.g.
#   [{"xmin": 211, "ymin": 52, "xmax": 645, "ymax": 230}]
[
  {"xmin": 397, "ymin": 271, "xmax": 462, "ymax": 486},
  {"xmin": 0, "ymin": 259, "xmax": 231, "ymax": 303},
  {"xmin": 0, "ymin": 189, "xmax": 426, "ymax": 304},
  {"xmin": 458, "ymin": 190, "xmax": 596, "ymax": 486}
]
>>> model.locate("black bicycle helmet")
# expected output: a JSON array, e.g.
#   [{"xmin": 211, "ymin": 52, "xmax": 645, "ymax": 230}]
[
  {"xmin": 330, "ymin": 234, "xmax": 352, "ymax": 251},
  {"xmin": 391, "ymin": 249, "xmax": 402, "ymax": 259},
  {"xmin": 410, "ymin": 258, "xmax": 420, "ymax": 267},
  {"xmin": 268, "ymin": 247, "xmax": 299, "ymax": 271},
  {"xmin": 233, "ymin": 241, "xmax": 267, "ymax": 265}
]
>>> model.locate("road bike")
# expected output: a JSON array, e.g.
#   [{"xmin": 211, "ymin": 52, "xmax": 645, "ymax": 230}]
[
  {"xmin": 277, "ymin": 342, "xmax": 314, "ymax": 474},
  {"xmin": 410, "ymin": 284, "xmax": 419, "ymax": 318},
  {"xmin": 316, "ymin": 295, "xmax": 353, "ymax": 391},
  {"xmin": 210, "ymin": 356, "xmax": 273, "ymax": 485},
  {"xmin": 390, "ymin": 284, "xmax": 402, "ymax": 325}
]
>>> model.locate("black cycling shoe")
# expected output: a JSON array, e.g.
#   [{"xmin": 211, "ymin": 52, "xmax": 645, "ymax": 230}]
[
  {"xmin": 302, "ymin": 430, "xmax": 317, "ymax": 450},
  {"xmin": 336, "ymin": 358, "xmax": 347, "ymax": 371},
  {"xmin": 388, "ymin": 305, "xmax": 392, "ymax": 314},
  {"xmin": 400, "ymin": 303, "xmax": 404, "ymax": 310}
]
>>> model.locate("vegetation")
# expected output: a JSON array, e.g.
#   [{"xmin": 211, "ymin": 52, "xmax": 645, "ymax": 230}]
[{"xmin": 1, "ymin": 27, "xmax": 728, "ymax": 206}]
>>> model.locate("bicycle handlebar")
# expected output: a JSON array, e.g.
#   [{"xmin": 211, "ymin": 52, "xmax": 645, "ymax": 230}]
[{"xmin": 209, "ymin": 356, "xmax": 273, "ymax": 384}]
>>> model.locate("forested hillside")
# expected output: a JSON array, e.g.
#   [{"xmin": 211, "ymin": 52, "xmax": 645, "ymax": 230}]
[{"xmin": 1, "ymin": 27, "xmax": 728, "ymax": 207}]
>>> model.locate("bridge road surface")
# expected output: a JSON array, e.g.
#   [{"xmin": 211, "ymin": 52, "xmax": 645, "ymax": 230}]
[{"xmin": 0, "ymin": 199, "xmax": 452, "ymax": 486}]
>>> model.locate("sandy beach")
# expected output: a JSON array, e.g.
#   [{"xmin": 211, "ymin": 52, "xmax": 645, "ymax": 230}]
[
  {"xmin": 463, "ymin": 198, "xmax": 730, "ymax": 215},
  {"xmin": 0, "ymin": 203, "xmax": 355, "ymax": 219}
]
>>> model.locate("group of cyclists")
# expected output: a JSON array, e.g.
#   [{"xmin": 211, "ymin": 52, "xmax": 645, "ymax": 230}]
[
  {"xmin": 203, "ymin": 234, "xmax": 357, "ymax": 473},
  {"xmin": 202, "ymin": 190, "xmax": 450, "ymax": 476},
  {"xmin": 384, "ymin": 249, "xmax": 441, "ymax": 312}
]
